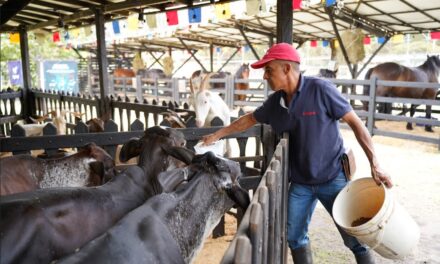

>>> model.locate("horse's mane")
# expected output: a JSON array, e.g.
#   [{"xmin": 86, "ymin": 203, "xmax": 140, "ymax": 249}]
[
  {"xmin": 417, "ymin": 55, "xmax": 440, "ymax": 80},
  {"xmin": 234, "ymin": 64, "xmax": 250, "ymax": 78}
]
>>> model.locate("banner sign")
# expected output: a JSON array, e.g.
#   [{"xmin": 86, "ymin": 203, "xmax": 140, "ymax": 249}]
[
  {"xmin": 8, "ymin": 60, "xmax": 23, "ymax": 86},
  {"xmin": 41, "ymin": 60, "xmax": 78, "ymax": 93}
]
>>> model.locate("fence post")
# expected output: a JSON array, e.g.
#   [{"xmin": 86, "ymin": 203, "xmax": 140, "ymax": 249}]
[
  {"xmin": 108, "ymin": 75, "xmax": 115, "ymax": 96},
  {"xmin": 234, "ymin": 236, "xmax": 252, "ymax": 264},
  {"xmin": 42, "ymin": 123, "xmax": 58, "ymax": 157},
  {"xmin": 367, "ymin": 76, "xmax": 377, "ymax": 135},
  {"xmin": 249, "ymin": 202, "xmax": 263, "ymax": 264},
  {"xmin": 136, "ymin": 76, "xmax": 142, "ymax": 102},
  {"xmin": 11, "ymin": 124, "xmax": 30, "ymax": 155},
  {"xmin": 172, "ymin": 78, "xmax": 179, "ymax": 105}
]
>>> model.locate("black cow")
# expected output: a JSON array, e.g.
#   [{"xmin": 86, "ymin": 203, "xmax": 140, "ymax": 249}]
[
  {"xmin": 0, "ymin": 126, "xmax": 191, "ymax": 264},
  {"xmin": 58, "ymin": 151, "xmax": 250, "ymax": 264}
]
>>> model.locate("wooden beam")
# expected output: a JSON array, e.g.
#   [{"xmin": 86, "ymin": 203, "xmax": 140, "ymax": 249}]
[
  {"xmin": 28, "ymin": 0, "xmax": 170, "ymax": 31},
  {"xmin": 0, "ymin": 0, "xmax": 33, "ymax": 25},
  {"xmin": 276, "ymin": 0, "xmax": 292, "ymax": 43}
]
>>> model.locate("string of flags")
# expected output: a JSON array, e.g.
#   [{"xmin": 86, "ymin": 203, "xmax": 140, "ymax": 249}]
[{"xmin": 5, "ymin": 0, "xmax": 440, "ymax": 47}]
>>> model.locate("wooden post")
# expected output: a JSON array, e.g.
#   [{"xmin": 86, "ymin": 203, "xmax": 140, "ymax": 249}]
[
  {"xmin": 94, "ymin": 8, "xmax": 109, "ymax": 115},
  {"xmin": 276, "ymin": 0, "xmax": 292, "ymax": 44},
  {"xmin": 19, "ymin": 25, "xmax": 32, "ymax": 119}
]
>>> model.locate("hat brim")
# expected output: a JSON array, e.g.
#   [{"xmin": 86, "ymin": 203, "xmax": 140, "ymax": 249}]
[{"xmin": 250, "ymin": 57, "xmax": 275, "ymax": 69}]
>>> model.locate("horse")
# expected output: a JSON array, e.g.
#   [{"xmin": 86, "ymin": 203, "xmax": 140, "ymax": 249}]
[
  {"xmin": 113, "ymin": 68, "xmax": 136, "ymax": 85},
  {"xmin": 363, "ymin": 55, "xmax": 440, "ymax": 132},
  {"xmin": 234, "ymin": 63, "xmax": 250, "ymax": 101},
  {"xmin": 191, "ymin": 70, "xmax": 231, "ymax": 89},
  {"xmin": 317, "ymin": 68, "xmax": 338, "ymax": 78}
]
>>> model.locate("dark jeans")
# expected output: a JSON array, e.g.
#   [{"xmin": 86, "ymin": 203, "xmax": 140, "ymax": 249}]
[{"xmin": 287, "ymin": 170, "xmax": 369, "ymax": 256}]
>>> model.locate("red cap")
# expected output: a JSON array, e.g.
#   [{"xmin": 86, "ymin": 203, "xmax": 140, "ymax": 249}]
[{"xmin": 251, "ymin": 43, "xmax": 301, "ymax": 69}]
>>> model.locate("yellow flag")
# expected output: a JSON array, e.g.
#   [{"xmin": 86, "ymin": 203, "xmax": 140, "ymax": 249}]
[
  {"xmin": 9, "ymin": 33, "xmax": 20, "ymax": 43},
  {"xmin": 215, "ymin": 3, "xmax": 231, "ymax": 20},
  {"xmin": 334, "ymin": 39, "xmax": 339, "ymax": 48},
  {"xmin": 127, "ymin": 13, "xmax": 139, "ymax": 31},
  {"xmin": 70, "ymin": 28, "xmax": 80, "ymax": 38},
  {"xmin": 246, "ymin": 0, "xmax": 260, "ymax": 16},
  {"xmin": 146, "ymin": 14, "xmax": 157, "ymax": 29},
  {"xmin": 391, "ymin": 34, "xmax": 404, "ymax": 43}
]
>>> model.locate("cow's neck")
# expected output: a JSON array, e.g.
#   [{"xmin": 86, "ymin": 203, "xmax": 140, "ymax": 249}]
[
  {"xmin": 164, "ymin": 174, "xmax": 232, "ymax": 263},
  {"xmin": 41, "ymin": 157, "xmax": 92, "ymax": 188}
]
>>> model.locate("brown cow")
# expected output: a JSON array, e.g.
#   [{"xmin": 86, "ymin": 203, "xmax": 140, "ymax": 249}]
[{"xmin": 0, "ymin": 143, "xmax": 114, "ymax": 196}]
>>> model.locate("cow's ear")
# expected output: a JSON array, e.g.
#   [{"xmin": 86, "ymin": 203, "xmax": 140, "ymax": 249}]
[
  {"xmin": 161, "ymin": 146, "xmax": 194, "ymax": 165},
  {"xmin": 119, "ymin": 138, "xmax": 142, "ymax": 162}
]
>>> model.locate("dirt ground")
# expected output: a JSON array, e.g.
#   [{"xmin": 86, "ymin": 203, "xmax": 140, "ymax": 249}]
[{"xmin": 193, "ymin": 122, "xmax": 440, "ymax": 264}]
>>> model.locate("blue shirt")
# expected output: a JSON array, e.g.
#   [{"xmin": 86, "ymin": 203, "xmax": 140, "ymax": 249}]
[{"xmin": 254, "ymin": 75, "xmax": 352, "ymax": 184}]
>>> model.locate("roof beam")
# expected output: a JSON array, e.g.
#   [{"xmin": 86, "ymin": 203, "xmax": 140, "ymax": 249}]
[
  {"xmin": 28, "ymin": 0, "xmax": 170, "ymax": 31},
  {"xmin": 0, "ymin": 0, "xmax": 33, "ymax": 25}
]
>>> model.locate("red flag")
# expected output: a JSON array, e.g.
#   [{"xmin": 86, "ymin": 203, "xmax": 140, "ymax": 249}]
[
  {"xmin": 53, "ymin": 32, "xmax": 60, "ymax": 42},
  {"xmin": 363, "ymin": 36, "xmax": 371, "ymax": 45},
  {"xmin": 166, "ymin": 10, "xmax": 178, "ymax": 26},
  {"xmin": 310, "ymin": 40, "xmax": 317, "ymax": 47},
  {"xmin": 430, "ymin": 31, "xmax": 440, "ymax": 40},
  {"xmin": 292, "ymin": 0, "xmax": 302, "ymax": 10}
]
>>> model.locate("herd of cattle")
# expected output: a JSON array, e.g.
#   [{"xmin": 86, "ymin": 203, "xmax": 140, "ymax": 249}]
[{"xmin": 0, "ymin": 126, "xmax": 250, "ymax": 264}]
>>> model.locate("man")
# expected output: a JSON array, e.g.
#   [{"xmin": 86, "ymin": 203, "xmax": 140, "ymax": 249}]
[{"xmin": 202, "ymin": 43, "xmax": 393, "ymax": 264}]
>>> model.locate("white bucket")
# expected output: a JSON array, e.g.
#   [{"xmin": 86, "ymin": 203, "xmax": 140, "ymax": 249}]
[{"xmin": 332, "ymin": 177, "xmax": 420, "ymax": 259}]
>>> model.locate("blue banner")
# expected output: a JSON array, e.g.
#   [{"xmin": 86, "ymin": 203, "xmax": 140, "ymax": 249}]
[
  {"xmin": 8, "ymin": 60, "xmax": 23, "ymax": 86},
  {"xmin": 42, "ymin": 60, "xmax": 78, "ymax": 93}
]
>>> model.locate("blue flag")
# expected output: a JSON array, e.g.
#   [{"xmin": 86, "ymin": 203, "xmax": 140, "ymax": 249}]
[
  {"xmin": 326, "ymin": 0, "xmax": 336, "ymax": 6},
  {"xmin": 112, "ymin": 20, "xmax": 120, "ymax": 34},
  {"xmin": 322, "ymin": 40, "xmax": 329, "ymax": 47},
  {"xmin": 377, "ymin": 37, "xmax": 385, "ymax": 44},
  {"xmin": 188, "ymin": 7, "xmax": 201, "ymax": 23}
]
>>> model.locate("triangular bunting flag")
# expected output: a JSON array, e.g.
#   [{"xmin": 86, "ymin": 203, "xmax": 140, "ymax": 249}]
[
  {"xmin": 322, "ymin": 40, "xmax": 329, "ymax": 47},
  {"xmin": 112, "ymin": 20, "xmax": 120, "ymax": 34},
  {"xmin": 166, "ymin": 10, "xmax": 179, "ymax": 25},
  {"xmin": 292, "ymin": 0, "xmax": 302, "ymax": 10},
  {"xmin": 127, "ymin": 13, "xmax": 139, "ymax": 30},
  {"xmin": 53, "ymin": 32, "xmax": 60, "ymax": 42},
  {"xmin": 188, "ymin": 7, "xmax": 202, "ymax": 23},
  {"xmin": 9, "ymin": 33, "xmax": 20, "ymax": 43},
  {"xmin": 310, "ymin": 40, "xmax": 317, "ymax": 47},
  {"xmin": 146, "ymin": 14, "xmax": 157, "ymax": 29},
  {"xmin": 363, "ymin": 36, "xmax": 371, "ymax": 45},
  {"xmin": 246, "ymin": 0, "xmax": 260, "ymax": 16},
  {"xmin": 326, "ymin": 0, "xmax": 336, "ymax": 7},
  {"xmin": 215, "ymin": 3, "xmax": 231, "ymax": 20},
  {"xmin": 430, "ymin": 31, "xmax": 440, "ymax": 40}
]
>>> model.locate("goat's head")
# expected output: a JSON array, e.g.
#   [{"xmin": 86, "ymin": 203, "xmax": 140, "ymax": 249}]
[
  {"xmin": 119, "ymin": 126, "xmax": 187, "ymax": 171},
  {"xmin": 81, "ymin": 142, "xmax": 115, "ymax": 185}
]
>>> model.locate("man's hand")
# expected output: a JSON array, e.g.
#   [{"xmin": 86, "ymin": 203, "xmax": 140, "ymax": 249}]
[
  {"xmin": 371, "ymin": 165, "xmax": 393, "ymax": 188},
  {"xmin": 202, "ymin": 133, "xmax": 219, "ymax": 146}
]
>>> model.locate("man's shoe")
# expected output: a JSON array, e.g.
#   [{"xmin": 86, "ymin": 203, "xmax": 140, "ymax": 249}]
[{"xmin": 291, "ymin": 244, "xmax": 313, "ymax": 264}]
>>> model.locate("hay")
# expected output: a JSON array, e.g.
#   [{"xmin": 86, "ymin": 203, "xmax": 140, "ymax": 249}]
[
  {"xmin": 162, "ymin": 56, "xmax": 174, "ymax": 76},
  {"xmin": 335, "ymin": 28, "xmax": 365, "ymax": 64}
]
